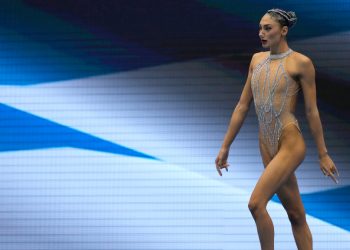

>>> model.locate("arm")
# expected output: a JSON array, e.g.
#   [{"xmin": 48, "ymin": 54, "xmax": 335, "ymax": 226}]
[
  {"xmin": 299, "ymin": 56, "xmax": 339, "ymax": 182},
  {"xmin": 299, "ymin": 57, "xmax": 327, "ymax": 156},
  {"xmin": 215, "ymin": 55, "xmax": 254, "ymax": 175},
  {"xmin": 221, "ymin": 63, "xmax": 254, "ymax": 150}
]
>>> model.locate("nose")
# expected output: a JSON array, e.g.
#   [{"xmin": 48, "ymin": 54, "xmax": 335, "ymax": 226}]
[{"xmin": 259, "ymin": 30, "xmax": 264, "ymax": 38}]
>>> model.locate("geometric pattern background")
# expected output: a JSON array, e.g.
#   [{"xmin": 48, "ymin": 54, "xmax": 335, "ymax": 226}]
[{"xmin": 0, "ymin": 1, "xmax": 349, "ymax": 249}]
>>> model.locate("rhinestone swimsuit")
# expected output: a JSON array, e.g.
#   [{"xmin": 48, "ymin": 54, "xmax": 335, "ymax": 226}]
[{"xmin": 251, "ymin": 49, "xmax": 300, "ymax": 157}]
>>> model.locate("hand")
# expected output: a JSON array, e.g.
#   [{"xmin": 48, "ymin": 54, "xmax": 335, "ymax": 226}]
[
  {"xmin": 215, "ymin": 147, "xmax": 230, "ymax": 176},
  {"xmin": 319, "ymin": 154, "xmax": 339, "ymax": 184}
]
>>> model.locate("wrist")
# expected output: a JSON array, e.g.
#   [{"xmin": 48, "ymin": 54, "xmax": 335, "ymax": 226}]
[{"xmin": 318, "ymin": 151, "xmax": 328, "ymax": 159}]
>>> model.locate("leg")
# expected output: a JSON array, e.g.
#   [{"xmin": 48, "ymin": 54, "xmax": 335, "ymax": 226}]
[
  {"xmin": 249, "ymin": 126, "xmax": 306, "ymax": 250},
  {"xmin": 277, "ymin": 174, "xmax": 313, "ymax": 250},
  {"xmin": 277, "ymin": 124, "xmax": 312, "ymax": 248}
]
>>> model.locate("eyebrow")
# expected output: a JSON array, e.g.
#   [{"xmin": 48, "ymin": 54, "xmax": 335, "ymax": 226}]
[{"xmin": 259, "ymin": 24, "xmax": 272, "ymax": 28}]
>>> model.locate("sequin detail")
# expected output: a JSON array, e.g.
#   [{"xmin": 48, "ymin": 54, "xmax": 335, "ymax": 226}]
[{"xmin": 251, "ymin": 49, "xmax": 300, "ymax": 156}]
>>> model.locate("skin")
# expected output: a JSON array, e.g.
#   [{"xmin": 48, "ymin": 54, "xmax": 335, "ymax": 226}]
[{"xmin": 215, "ymin": 13, "xmax": 339, "ymax": 250}]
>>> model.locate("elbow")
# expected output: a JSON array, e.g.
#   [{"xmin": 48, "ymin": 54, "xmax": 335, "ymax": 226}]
[
  {"xmin": 305, "ymin": 107, "xmax": 319, "ymax": 119},
  {"xmin": 235, "ymin": 101, "xmax": 250, "ymax": 114}
]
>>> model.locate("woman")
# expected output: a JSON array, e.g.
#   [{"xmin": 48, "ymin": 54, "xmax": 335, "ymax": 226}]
[{"xmin": 215, "ymin": 8, "xmax": 339, "ymax": 250}]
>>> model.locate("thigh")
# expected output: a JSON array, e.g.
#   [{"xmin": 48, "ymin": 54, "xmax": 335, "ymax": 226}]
[
  {"xmin": 259, "ymin": 140, "xmax": 272, "ymax": 168},
  {"xmin": 251, "ymin": 127, "xmax": 306, "ymax": 203},
  {"xmin": 250, "ymin": 151, "xmax": 301, "ymax": 205},
  {"xmin": 276, "ymin": 173, "xmax": 305, "ymax": 213}
]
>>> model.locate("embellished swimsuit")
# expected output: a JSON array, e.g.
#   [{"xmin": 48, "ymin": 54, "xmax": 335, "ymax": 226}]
[{"xmin": 251, "ymin": 49, "xmax": 301, "ymax": 157}]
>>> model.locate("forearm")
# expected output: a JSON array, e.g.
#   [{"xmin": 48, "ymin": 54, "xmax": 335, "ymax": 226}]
[
  {"xmin": 306, "ymin": 108, "xmax": 328, "ymax": 157},
  {"xmin": 221, "ymin": 102, "xmax": 250, "ymax": 149}
]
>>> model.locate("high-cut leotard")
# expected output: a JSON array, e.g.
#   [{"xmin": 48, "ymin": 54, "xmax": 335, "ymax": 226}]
[{"xmin": 251, "ymin": 48, "xmax": 301, "ymax": 157}]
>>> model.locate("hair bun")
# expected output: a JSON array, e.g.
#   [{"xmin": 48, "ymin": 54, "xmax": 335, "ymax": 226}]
[
  {"xmin": 267, "ymin": 8, "xmax": 298, "ymax": 28},
  {"xmin": 287, "ymin": 11, "xmax": 297, "ymax": 28}
]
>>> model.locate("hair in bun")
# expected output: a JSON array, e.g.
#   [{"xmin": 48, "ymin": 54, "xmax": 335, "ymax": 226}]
[{"xmin": 267, "ymin": 8, "xmax": 297, "ymax": 28}]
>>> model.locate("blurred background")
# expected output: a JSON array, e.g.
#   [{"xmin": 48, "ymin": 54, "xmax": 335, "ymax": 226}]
[{"xmin": 0, "ymin": 1, "xmax": 349, "ymax": 249}]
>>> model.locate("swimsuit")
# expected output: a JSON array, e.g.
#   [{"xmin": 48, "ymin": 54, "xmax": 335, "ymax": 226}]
[{"xmin": 251, "ymin": 49, "xmax": 301, "ymax": 157}]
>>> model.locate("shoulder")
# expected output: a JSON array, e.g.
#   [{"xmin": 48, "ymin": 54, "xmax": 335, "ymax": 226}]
[
  {"xmin": 250, "ymin": 51, "xmax": 269, "ymax": 68},
  {"xmin": 290, "ymin": 51, "xmax": 314, "ymax": 68},
  {"xmin": 288, "ymin": 51, "xmax": 316, "ymax": 83},
  {"xmin": 252, "ymin": 51, "xmax": 269, "ymax": 61},
  {"xmin": 287, "ymin": 51, "xmax": 315, "ymax": 79}
]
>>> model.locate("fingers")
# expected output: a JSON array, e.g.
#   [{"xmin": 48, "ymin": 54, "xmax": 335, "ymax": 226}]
[
  {"xmin": 319, "ymin": 155, "xmax": 340, "ymax": 183},
  {"xmin": 215, "ymin": 161, "xmax": 229, "ymax": 176},
  {"xmin": 216, "ymin": 167, "xmax": 222, "ymax": 176},
  {"xmin": 321, "ymin": 165, "xmax": 339, "ymax": 184},
  {"xmin": 329, "ymin": 163, "xmax": 340, "ymax": 182},
  {"xmin": 330, "ymin": 164, "xmax": 340, "ymax": 183},
  {"xmin": 222, "ymin": 163, "xmax": 229, "ymax": 172},
  {"xmin": 334, "ymin": 165, "xmax": 340, "ymax": 177},
  {"xmin": 328, "ymin": 171, "xmax": 338, "ymax": 184}
]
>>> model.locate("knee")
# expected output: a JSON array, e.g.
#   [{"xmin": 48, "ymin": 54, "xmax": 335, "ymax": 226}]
[
  {"xmin": 287, "ymin": 208, "xmax": 306, "ymax": 226},
  {"xmin": 248, "ymin": 198, "xmax": 266, "ymax": 219}
]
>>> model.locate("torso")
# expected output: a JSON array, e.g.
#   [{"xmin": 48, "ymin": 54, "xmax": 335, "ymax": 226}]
[{"xmin": 251, "ymin": 49, "xmax": 302, "ymax": 157}]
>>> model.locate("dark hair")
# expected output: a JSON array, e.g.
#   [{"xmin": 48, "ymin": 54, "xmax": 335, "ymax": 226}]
[{"xmin": 267, "ymin": 8, "xmax": 297, "ymax": 29}]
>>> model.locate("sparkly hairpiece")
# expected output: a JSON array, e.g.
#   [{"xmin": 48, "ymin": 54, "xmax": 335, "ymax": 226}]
[{"xmin": 267, "ymin": 8, "xmax": 297, "ymax": 28}]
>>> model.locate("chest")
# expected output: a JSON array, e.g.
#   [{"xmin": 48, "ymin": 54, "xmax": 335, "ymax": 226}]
[{"xmin": 251, "ymin": 59, "xmax": 300, "ymax": 101}]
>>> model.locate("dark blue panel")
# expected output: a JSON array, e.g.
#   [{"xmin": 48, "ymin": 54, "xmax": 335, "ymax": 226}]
[
  {"xmin": 0, "ymin": 1, "xmax": 171, "ymax": 85},
  {"xmin": 199, "ymin": 0, "xmax": 350, "ymax": 38}
]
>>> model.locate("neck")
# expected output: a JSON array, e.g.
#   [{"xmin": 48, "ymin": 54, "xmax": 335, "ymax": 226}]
[{"xmin": 270, "ymin": 40, "xmax": 289, "ymax": 55}]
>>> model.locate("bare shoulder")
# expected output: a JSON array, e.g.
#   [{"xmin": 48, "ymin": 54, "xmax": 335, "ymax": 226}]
[
  {"xmin": 252, "ymin": 51, "xmax": 269, "ymax": 60},
  {"xmin": 290, "ymin": 51, "xmax": 314, "ymax": 68},
  {"xmin": 287, "ymin": 51, "xmax": 315, "ymax": 80},
  {"xmin": 251, "ymin": 51, "xmax": 269, "ymax": 68}
]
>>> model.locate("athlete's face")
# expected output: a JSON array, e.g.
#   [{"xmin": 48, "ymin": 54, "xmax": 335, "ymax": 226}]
[{"xmin": 259, "ymin": 14, "xmax": 287, "ymax": 49}]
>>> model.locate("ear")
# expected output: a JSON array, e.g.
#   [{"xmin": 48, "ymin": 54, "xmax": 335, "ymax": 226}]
[{"xmin": 281, "ymin": 26, "xmax": 289, "ymax": 36}]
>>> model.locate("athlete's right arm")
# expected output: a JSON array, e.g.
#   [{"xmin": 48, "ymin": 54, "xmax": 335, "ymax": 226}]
[
  {"xmin": 220, "ymin": 54, "xmax": 255, "ymax": 150},
  {"xmin": 215, "ymin": 54, "xmax": 256, "ymax": 176}
]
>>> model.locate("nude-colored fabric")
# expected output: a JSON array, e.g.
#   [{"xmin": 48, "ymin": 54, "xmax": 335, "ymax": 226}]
[{"xmin": 251, "ymin": 49, "xmax": 300, "ymax": 157}]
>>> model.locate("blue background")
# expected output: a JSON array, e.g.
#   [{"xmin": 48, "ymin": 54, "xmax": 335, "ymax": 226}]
[{"xmin": 0, "ymin": 1, "xmax": 349, "ymax": 249}]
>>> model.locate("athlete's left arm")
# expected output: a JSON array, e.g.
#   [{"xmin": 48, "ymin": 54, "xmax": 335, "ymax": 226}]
[{"xmin": 299, "ymin": 56, "xmax": 339, "ymax": 183}]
